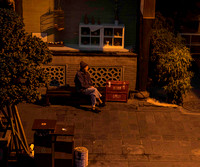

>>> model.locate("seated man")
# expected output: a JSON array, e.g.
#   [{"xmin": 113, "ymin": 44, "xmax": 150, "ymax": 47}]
[{"xmin": 74, "ymin": 61, "xmax": 105, "ymax": 112}]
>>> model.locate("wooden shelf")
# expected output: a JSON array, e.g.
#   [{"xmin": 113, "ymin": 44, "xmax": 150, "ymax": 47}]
[{"xmin": 79, "ymin": 24, "xmax": 125, "ymax": 49}]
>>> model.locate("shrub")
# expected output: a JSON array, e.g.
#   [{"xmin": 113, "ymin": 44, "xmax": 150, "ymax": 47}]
[
  {"xmin": 0, "ymin": 8, "xmax": 52, "ymax": 106},
  {"xmin": 156, "ymin": 47, "xmax": 193, "ymax": 104},
  {"xmin": 150, "ymin": 13, "xmax": 193, "ymax": 104}
]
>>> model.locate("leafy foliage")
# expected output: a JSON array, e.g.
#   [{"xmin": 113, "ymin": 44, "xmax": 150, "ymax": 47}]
[
  {"xmin": 150, "ymin": 13, "xmax": 193, "ymax": 104},
  {"xmin": 0, "ymin": 8, "xmax": 52, "ymax": 106}
]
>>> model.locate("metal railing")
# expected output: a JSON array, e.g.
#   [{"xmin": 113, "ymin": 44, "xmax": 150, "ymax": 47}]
[{"xmin": 179, "ymin": 33, "xmax": 200, "ymax": 54}]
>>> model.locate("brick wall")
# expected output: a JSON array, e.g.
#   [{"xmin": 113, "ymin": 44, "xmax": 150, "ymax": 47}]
[
  {"xmin": 23, "ymin": 0, "xmax": 55, "ymax": 41},
  {"xmin": 22, "ymin": 0, "xmax": 138, "ymax": 47},
  {"xmin": 48, "ymin": 53, "xmax": 137, "ymax": 90}
]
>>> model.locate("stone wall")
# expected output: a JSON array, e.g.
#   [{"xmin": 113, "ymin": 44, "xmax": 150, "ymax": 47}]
[{"xmin": 46, "ymin": 52, "xmax": 137, "ymax": 90}]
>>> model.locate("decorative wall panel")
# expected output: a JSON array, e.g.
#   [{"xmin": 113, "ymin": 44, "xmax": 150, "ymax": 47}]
[
  {"xmin": 88, "ymin": 66, "xmax": 123, "ymax": 87},
  {"xmin": 43, "ymin": 65, "xmax": 66, "ymax": 86}
]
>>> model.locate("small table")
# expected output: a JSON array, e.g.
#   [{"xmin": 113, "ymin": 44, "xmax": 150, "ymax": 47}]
[
  {"xmin": 51, "ymin": 124, "xmax": 74, "ymax": 167},
  {"xmin": 32, "ymin": 119, "xmax": 57, "ymax": 132},
  {"xmin": 32, "ymin": 119, "xmax": 74, "ymax": 167}
]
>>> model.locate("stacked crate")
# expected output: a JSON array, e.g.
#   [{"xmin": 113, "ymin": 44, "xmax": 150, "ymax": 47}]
[{"xmin": 106, "ymin": 80, "xmax": 129, "ymax": 102}]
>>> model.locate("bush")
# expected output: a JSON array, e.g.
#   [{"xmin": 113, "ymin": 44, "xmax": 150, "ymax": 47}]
[
  {"xmin": 0, "ymin": 8, "xmax": 52, "ymax": 106},
  {"xmin": 156, "ymin": 47, "xmax": 193, "ymax": 104},
  {"xmin": 150, "ymin": 13, "xmax": 193, "ymax": 104}
]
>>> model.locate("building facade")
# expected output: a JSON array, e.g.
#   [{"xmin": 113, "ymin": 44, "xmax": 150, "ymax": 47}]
[{"xmin": 19, "ymin": 0, "xmax": 139, "ymax": 90}]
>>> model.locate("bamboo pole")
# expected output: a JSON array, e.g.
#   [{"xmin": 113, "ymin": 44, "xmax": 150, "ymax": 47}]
[
  {"xmin": 6, "ymin": 104, "xmax": 19, "ymax": 154},
  {"xmin": 13, "ymin": 105, "xmax": 29, "ymax": 153},
  {"xmin": 0, "ymin": 106, "xmax": 9, "ymax": 120},
  {"xmin": 12, "ymin": 105, "xmax": 22, "ymax": 152},
  {"xmin": 0, "ymin": 106, "xmax": 10, "ymax": 137},
  {"xmin": 15, "ymin": 132, "xmax": 30, "ymax": 155}
]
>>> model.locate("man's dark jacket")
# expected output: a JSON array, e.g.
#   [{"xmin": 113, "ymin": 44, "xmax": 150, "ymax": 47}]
[{"xmin": 74, "ymin": 70, "xmax": 93, "ymax": 92}]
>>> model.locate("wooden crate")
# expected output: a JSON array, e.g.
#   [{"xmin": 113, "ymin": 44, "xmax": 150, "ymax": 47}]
[{"xmin": 106, "ymin": 80, "xmax": 129, "ymax": 102}]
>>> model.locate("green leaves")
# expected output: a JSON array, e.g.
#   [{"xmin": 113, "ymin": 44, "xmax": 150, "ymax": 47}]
[
  {"xmin": 0, "ymin": 8, "xmax": 52, "ymax": 107},
  {"xmin": 150, "ymin": 13, "xmax": 193, "ymax": 104}
]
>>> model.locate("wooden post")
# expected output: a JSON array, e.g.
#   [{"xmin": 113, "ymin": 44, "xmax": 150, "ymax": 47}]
[
  {"xmin": 137, "ymin": 18, "xmax": 153, "ymax": 91},
  {"xmin": 136, "ymin": 0, "xmax": 156, "ymax": 91}
]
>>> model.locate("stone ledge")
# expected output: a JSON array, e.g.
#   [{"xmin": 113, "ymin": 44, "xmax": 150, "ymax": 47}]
[{"xmin": 50, "ymin": 48, "xmax": 137, "ymax": 57}]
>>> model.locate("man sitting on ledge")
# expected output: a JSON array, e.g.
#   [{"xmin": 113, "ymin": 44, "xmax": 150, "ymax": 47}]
[{"xmin": 74, "ymin": 61, "xmax": 105, "ymax": 112}]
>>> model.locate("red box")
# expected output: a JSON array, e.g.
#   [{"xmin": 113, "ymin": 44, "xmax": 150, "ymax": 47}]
[{"xmin": 106, "ymin": 80, "xmax": 129, "ymax": 102}]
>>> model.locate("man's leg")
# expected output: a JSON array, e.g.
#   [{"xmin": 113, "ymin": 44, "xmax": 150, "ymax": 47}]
[{"xmin": 83, "ymin": 87, "xmax": 102, "ymax": 109}]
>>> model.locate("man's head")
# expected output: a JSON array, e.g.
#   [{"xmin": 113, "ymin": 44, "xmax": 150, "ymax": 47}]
[{"xmin": 80, "ymin": 61, "xmax": 88, "ymax": 72}]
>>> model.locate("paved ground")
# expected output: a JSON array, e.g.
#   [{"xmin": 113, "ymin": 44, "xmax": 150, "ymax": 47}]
[
  {"xmin": 17, "ymin": 98, "xmax": 200, "ymax": 167},
  {"xmin": 182, "ymin": 88, "xmax": 200, "ymax": 113},
  {"xmin": 182, "ymin": 69, "xmax": 200, "ymax": 113}
]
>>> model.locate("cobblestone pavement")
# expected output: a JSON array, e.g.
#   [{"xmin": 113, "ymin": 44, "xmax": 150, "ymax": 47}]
[
  {"xmin": 18, "ymin": 100, "xmax": 200, "ymax": 167},
  {"xmin": 182, "ymin": 88, "xmax": 200, "ymax": 113}
]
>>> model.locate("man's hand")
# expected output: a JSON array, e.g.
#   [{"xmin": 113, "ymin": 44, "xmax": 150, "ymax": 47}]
[{"xmin": 90, "ymin": 86, "xmax": 94, "ymax": 88}]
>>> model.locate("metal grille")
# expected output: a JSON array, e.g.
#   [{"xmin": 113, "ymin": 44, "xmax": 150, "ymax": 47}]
[
  {"xmin": 88, "ymin": 66, "xmax": 123, "ymax": 87},
  {"xmin": 43, "ymin": 65, "xmax": 66, "ymax": 86}
]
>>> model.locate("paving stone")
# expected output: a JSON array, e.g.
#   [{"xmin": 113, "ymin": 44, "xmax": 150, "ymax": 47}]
[
  {"xmin": 92, "ymin": 144, "xmax": 104, "ymax": 154},
  {"xmin": 128, "ymin": 162, "xmax": 200, "ymax": 167},
  {"xmin": 104, "ymin": 154, "xmax": 128, "ymax": 161},
  {"xmin": 127, "ymin": 154, "xmax": 149, "ymax": 161},
  {"xmin": 82, "ymin": 133, "xmax": 96, "ymax": 140},
  {"xmin": 147, "ymin": 124, "xmax": 159, "ymax": 134},
  {"xmin": 89, "ymin": 160, "xmax": 129, "ymax": 167},
  {"xmin": 122, "ymin": 144, "xmax": 145, "ymax": 155},
  {"xmin": 174, "ymin": 121, "xmax": 186, "ymax": 133},
  {"xmin": 149, "ymin": 135, "xmax": 163, "ymax": 141},
  {"xmin": 95, "ymin": 133, "xmax": 108, "ymax": 140},
  {"xmin": 129, "ymin": 124, "xmax": 139, "ymax": 131},
  {"xmin": 56, "ymin": 114, "xmax": 66, "ymax": 122},
  {"xmin": 103, "ymin": 140, "xmax": 123, "ymax": 154},
  {"xmin": 149, "ymin": 154, "xmax": 191, "ymax": 162},
  {"xmin": 82, "ymin": 144, "xmax": 93, "ymax": 153},
  {"xmin": 122, "ymin": 138, "xmax": 142, "ymax": 145},
  {"xmin": 82, "ymin": 139, "xmax": 94, "ymax": 146},
  {"xmin": 74, "ymin": 139, "xmax": 82, "ymax": 147},
  {"xmin": 190, "ymin": 140, "xmax": 200, "ymax": 150},
  {"xmin": 141, "ymin": 139, "xmax": 153, "ymax": 155},
  {"xmin": 108, "ymin": 132, "xmax": 122, "ymax": 140},
  {"xmin": 103, "ymin": 145, "xmax": 123, "ymax": 154},
  {"xmin": 17, "ymin": 101, "xmax": 200, "ymax": 166},
  {"xmin": 122, "ymin": 133, "xmax": 135, "ymax": 140},
  {"xmin": 145, "ymin": 112, "xmax": 156, "ymax": 124},
  {"xmin": 75, "ymin": 122, "xmax": 84, "ymax": 129},
  {"xmin": 152, "ymin": 141, "xmax": 189, "ymax": 155},
  {"xmin": 88, "ymin": 153, "xmax": 106, "ymax": 161},
  {"xmin": 128, "ymin": 112, "xmax": 137, "ymax": 120},
  {"xmin": 74, "ymin": 128, "xmax": 83, "ymax": 135},
  {"xmin": 74, "ymin": 133, "xmax": 82, "ymax": 139},
  {"xmin": 190, "ymin": 155, "xmax": 200, "ymax": 161},
  {"xmin": 179, "ymin": 140, "xmax": 191, "ymax": 147},
  {"xmin": 162, "ymin": 135, "xmax": 176, "ymax": 141}
]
